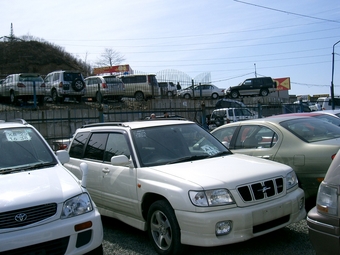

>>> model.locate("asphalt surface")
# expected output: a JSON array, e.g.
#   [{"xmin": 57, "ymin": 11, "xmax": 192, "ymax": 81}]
[{"xmin": 102, "ymin": 217, "xmax": 316, "ymax": 255}]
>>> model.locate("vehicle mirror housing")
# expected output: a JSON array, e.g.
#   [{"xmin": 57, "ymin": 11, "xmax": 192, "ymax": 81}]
[
  {"xmin": 56, "ymin": 150, "xmax": 70, "ymax": 164},
  {"xmin": 111, "ymin": 155, "xmax": 131, "ymax": 166}
]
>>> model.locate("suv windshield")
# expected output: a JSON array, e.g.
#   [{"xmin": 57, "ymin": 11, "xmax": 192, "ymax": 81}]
[
  {"xmin": 0, "ymin": 127, "xmax": 57, "ymax": 173},
  {"xmin": 131, "ymin": 123, "xmax": 231, "ymax": 167}
]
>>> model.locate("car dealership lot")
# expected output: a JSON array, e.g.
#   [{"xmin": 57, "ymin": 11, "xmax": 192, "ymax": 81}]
[{"xmin": 102, "ymin": 217, "xmax": 315, "ymax": 255}]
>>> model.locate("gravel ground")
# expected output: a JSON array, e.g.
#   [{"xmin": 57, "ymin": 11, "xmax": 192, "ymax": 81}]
[{"xmin": 102, "ymin": 217, "xmax": 316, "ymax": 255}]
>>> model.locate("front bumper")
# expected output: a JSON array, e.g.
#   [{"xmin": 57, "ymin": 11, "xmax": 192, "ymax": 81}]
[
  {"xmin": 176, "ymin": 188, "xmax": 305, "ymax": 247},
  {"xmin": 0, "ymin": 208, "xmax": 103, "ymax": 254},
  {"xmin": 307, "ymin": 206, "xmax": 340, "ymax": 255}
]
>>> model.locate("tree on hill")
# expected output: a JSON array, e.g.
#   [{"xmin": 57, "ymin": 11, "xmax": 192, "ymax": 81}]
[{"xmin": 95, "ymin": 48, "xmax": 125, "ymax": 68}]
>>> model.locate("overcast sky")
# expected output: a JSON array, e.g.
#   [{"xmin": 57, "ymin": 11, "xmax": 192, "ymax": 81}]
[{"xmin": 1, "ymin": 0, "xmax": 340, "ymax": 96}]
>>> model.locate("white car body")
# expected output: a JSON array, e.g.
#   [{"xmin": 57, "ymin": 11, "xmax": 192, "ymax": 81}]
[
  {"xmin": 64, "ymin": 120, "xmax": 305, "ymax": 253},
  {"xmin": 0, "ymin": 121, "xmax": 103, "ymax": 254}
]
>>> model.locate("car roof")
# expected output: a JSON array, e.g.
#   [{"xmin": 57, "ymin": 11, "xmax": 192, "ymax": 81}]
[
  {"xmin": 0, "ymin": 119, "xmax": 30, "ymax": 129},
  {"xmin": 79, "ymin": 120, "xmax": 194, "ymax": 131}
]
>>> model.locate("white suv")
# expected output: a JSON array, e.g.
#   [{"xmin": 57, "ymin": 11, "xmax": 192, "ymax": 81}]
[
  {"xmin": 44, "ymin": 70, "xmax": 86, "ymax": 103},
  {"xmin": 64, "ymin": 120, "xmax": 305, "ymax": 255},
  {"xmin": 0, "ymin": 119, "xmax": 103, "ymax": 254}
]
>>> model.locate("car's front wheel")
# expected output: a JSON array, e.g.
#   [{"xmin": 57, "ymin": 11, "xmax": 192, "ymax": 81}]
[
  {"xmin": 135, "ymin": 91, "xmax": 144, "ymax": 101},
  {"xmin": 183, "ymin": 93, "xmax": 191, "ymax": 99},
  {"xmin": 10, "ymin": 91, "xmax": 17, "ymax": 105},
  {"xmin": 147, "ymin": 200, "xmax": 183, "ymax": 255},
  {"xmin": 260, "ymin": 89, "xmax": 269, "ymax": 97},
  {"xmin": 211, "ymin": 93, "xmax": 219, "ymax": 99}
]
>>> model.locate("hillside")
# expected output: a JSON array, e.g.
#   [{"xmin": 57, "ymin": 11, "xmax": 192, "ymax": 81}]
[{"xmin": 0, "ymin": 40, "xmax": 91, "ymax": 78}]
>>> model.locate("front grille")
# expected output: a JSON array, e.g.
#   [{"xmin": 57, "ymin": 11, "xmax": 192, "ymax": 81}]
[
  {"xmin": 0, "ymin": 236, "xmax": 69, "ymax": 255},
  {"xmin": 238, "ymin": 177, "xmax": 284, "ymax": 202},
  {"xmin": 0, "ymin": 203, "xmax": 57, "ymax": 229}
]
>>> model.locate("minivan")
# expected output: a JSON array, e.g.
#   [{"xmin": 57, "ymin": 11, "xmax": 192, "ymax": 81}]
[{"xmin": 118, "ymin": 74, "xmax": 160, "ymax": 101}]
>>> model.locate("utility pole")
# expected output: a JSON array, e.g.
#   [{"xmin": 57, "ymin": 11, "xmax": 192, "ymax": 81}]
[
  {"xmin": 254, "ymin": 63, "xmax": 257, "ymax": 78},
  {"xmin": 331, "ymin": 40, "xmax": 340, "ymax": 110}
]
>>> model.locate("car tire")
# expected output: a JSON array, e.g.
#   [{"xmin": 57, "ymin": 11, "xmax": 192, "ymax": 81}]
[
  {"xmin": 147, "ymin": 200, "xmax": 183, "ymax": 255},
  {"xmin": 211, "ymin": 93, "xmax": 219, "ymax": 99},
  {"xmin": 260, "ymin": 89, "xmax": 269, "ymax": 97},
  {"xmin": 167, "ymin": 91, "xmax": 173, "ymax": 97},
  {"xmin": 184, "ymin": 93, "xmax": 191, "ymax": 99},
  {"xmin": 72, "ymin": 78, "xmax": 85, "ymax": 92},
  {"xmin": 10, "ymin": 91, "xmax": 17, "ymax": 105},
  {"xmin": 135, "ymin": 91, "xmax": 144, "ymax": 101},
  {"xmin": 96, "ymin": 91, "xmax": 103, "ymax": 103},
  {"xmin": 230, "ymin": 90, "xmax": 239, "ymax": 99},
  {"xmin": 51, "ymin": 89, "xmax": 62, "ymax": 103}
]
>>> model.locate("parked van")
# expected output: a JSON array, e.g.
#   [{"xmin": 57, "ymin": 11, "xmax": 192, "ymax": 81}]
[
  {"xmin": 158, "ymin": 81, "xmax": 177, "ymax": 97},
  {"xmin": 316, "ymin": 96, "xmax": 340, "ymax": 110},
  {"xmin": 209, "ymin": 107, "xmax": 259, "ymax": 130},
  {"xmin": 118, "ymin": 74, "xmax": 160, "ymax": 101}
]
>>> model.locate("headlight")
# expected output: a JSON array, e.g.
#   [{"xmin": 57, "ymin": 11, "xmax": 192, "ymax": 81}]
[
  {"xmin": 316, "ymin": 183, "xmax": 338, "ymax": 216},
  {"xmin": 286, "ymin": 171, "xmax": 298, "ymax": 190},
  {"xmin": 189, "ymin": 189, "xmax": 235, "ymax": 207},
  {"xmin": 61, "ymin": 193, "xmax": 93, "ymax": 219}
]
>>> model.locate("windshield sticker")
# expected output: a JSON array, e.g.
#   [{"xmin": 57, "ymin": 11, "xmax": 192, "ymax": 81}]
[
  {"xmin": 4, "ymin": 130, "xmax": 32, "ymax": 142},
  {"xmin": 201, "ymin": 145, "xmax": 219, "ymax": 155},
  {"xmin": 135, "ymin": 130, "xmax": 146, "ymax": 138}
]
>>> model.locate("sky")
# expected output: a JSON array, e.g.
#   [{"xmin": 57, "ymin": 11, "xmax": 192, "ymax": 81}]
[{"xmin": 1, "ymin": 0, "xmax": 340, "ymax": 97}]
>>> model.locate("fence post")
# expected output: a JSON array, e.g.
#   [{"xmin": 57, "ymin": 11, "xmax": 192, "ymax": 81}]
[
  {"xmin": 33, "ymin": 81, "xmax": 37, "ymax": 109},
  {"xmin": 258, "ymin": 101, "xmax": 262, "ymax": 118},
  {"xmin": 201, "ymin": 102, "xmax": 207, "ymax": 129}
]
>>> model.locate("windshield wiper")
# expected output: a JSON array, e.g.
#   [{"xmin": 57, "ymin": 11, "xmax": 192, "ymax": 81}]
[
  {"xmin": 0, "ymin": 162, "xmax": 57, "ymax": 174},
  {"xmin": 24, "ymin": 162, "xmax": 57, "ymax": 170},
  {"xmin": 167, "ymin": 155, "xmax": 211, "ymax": 164},
  {"xmin": 208, "ymin": 151, "xmax": 231, "ymax": 158}
]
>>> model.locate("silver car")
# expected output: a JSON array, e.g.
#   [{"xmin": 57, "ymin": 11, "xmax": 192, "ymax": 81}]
[{"xmin": 179, "ymin": 84, "xmax": 225, "ymax": 99}]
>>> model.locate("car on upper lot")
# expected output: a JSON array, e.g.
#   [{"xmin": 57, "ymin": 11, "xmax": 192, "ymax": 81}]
[
  {"xmin": 209, "ymin": 107, "xmax": 259, "ymax": 130},
  {"xmin": 0, "ymin": 73, "xmax": 46, "ymax": 106},
  {"xmin": 307, "ymin": 148, "xmax": 340, "ymax": 255},
  {"xmin": 225, "ymin": 77, "xmax": 277, "ymax": 99},
  {"xmin": 211, "ymin": 115, "xmax": 340, "ymax": 206},
  {"xmin": 44, "ymin": 70, "xmax": 86, "ymax": 103},
  {"xmin": 158, "ymin": 81, "xmax": 178, "ymax": 97},
  {"xmin": 84, "ymin": 75, "xmax": 125, "ymax": 103},
  {"xmin": 118, "ymin": 74, "xmax": 160, "ymax": 101},
  {"xmin": 64, "ymin": 120, "xmax": 305, "ymax": 255},
  {"xmin": 0, "ymin": 119, "xmax": 103, "ymax": 254},
  {"xmin": 178, "ymin": 84, "xmax": 225, "ymax": 99},
  {"xmin": 315, "ymin": 96, "xmax": 340, "ymax": 111}
]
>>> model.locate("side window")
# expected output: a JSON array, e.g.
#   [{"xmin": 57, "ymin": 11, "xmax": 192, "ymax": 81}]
[
  {"xmin": 84, "ymin": 133, "xmax": 108, "ymax": 161},
  {"xmin": 53, "ymin": 73, "xmax": 59, "ymax": 82},
  {"xmin": 69, "ymin": 132, "xmax": 91, "ymax": 158},
  {"xmin": 212, "ymin": 126, "xmax": 238, "ymax": 146},
  {"xmin": 234, "ymin": 126, "xmax": 277, "ymax": 149},
  {"xmin": 104, "ymin": 133, "xmax": 131, "ymax": 162},
  {"xmin": 243, "ymin": 80, "xmax": 252, "ymax": 86}
]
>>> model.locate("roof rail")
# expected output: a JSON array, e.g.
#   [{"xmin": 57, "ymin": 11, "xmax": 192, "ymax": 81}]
[
  {"xmin": 81, "ymin": 122, "xmax": 124, "ymax": 128},
  {"xmin": 8, "ymin": 119, "xmax": 28, "ymax": 125}
]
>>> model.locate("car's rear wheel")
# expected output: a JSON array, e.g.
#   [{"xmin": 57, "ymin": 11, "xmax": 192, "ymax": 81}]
[
  {"xmin": 10, "ymin": 91, "xmax": 17, "ymax": 105},
  {"xmin": 147, "ymin": 200, "xmax": 183, "ymax": 255},
  {"xmin": 167, "ymin": 91, "xmax": 173, "ymax": 97},
  {"xmin": 230, "ymin": 90, "xmax": 239, "ymax": 99},
  {"xmin": 260, "ymin": 89, "xmax": 269, "ymax": 97},
  {"xmin": 135, "ymin": 91, "xmax": 144, "ymax": 101},
  {"xmin": 51, "ymin": 89, "xmax": 62, "ymax": 103},
  {"xmin": 96, "ymin": 91, "xmax": 103, "ymax": 103},
  {"xmin": 211, "ymin": 93, "xmax": 219, "ymax": 99}
]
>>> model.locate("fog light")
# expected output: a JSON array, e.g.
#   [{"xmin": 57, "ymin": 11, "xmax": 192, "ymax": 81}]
[
  {"xmin": 299, "ymin": 197, "xmax": 304, "ymax": 210},
  {"xmin": 215, "ymin": 220, "xmax": 232, "ymax": 236}
]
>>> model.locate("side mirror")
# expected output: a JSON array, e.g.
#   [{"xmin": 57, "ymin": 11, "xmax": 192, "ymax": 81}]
[
  {"xmin": 56, "ymin": 150, "xmax": 70, "ymax": 164},
  {"xmin": 111, "ymin": 155, "xmax": 132, "ymax": 166}
]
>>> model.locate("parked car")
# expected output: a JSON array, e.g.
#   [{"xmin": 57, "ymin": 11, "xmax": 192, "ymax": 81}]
[
  {"xmin": 64, "ymin": 120, "xmax": 305, "ymax": 255},
  {"xmin": 0, "ymin": 73, "xmax": 45, "ymax": 105},
  {"xmin": 215, "ymin": 98, "xmax": 247, "ymax": 109},
  {"xmin": 272, "ymin": 112, "xmax": 340, "ymax": 127},
  {"xmin": 118, "ymin": 74, "xmax": 160, "ymax": 101},
  {"xmin": 316, "ymin": 96, "xmax": 340, "ymax": 111},
  {"xmin": 84, "ymin": 75, "xmax": 125, "ymax": 102},
  {"xmin": 0, "ymin": 119, "xmax": 103, "ymax": 254},
  {"xmin": 44, "ymin": 70, "xmax": 86, "ymax": 103},
  {"xmin": 225, "ymin": 77, "xmax": 277, "ymax": 99},
  {"xmin": 209, "ymin": 107, "xmax": 259, "ymax": 130},
  {"xmin": 179, "ymin": 84, "xmax": 225, "ymax": 99},
  {"xmin": 211, "ymin": 115, "xmax": 340, "ymax": 204},
  {"xmin": 307, "ymin": 148, "xmax": 340, "ymax": 255},
  {"xmin": 158, "ymin": 81, "xmax": 177, "ymax": 97},
  {"xmin": 316, "ymin": 109, "xmax": 340, "ymax": 118}
]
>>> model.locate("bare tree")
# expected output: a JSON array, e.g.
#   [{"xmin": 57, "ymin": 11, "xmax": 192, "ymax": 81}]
[{"xmin": 96, "ymin": 48, "xmax": 125, "ymax": 67}]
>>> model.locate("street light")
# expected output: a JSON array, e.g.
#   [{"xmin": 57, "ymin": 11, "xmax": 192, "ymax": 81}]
[{"xmin": 331, "ymin": 40, "xmax": 340, "ymax": 110}]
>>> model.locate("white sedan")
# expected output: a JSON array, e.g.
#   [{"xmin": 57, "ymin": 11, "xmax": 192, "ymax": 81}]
[{"xmin": 179, "ymin": 84, "xmax": 225, "ymax": 99}]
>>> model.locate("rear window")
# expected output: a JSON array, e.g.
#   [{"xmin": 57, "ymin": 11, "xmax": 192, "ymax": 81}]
[
  {"xmin": 19, "ymin": 74, "xmax": 43, "ymax": 82},
  {"xmin": 280, "ymin": 118, "xmax": 340, "ymax": 143},
  {"xmin": 63, "ymin": 72, "xmax": 83, "ymax": 82}
]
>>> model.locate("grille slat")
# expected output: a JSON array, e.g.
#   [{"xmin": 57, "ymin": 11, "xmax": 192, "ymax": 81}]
[
  {"xmin": 238, "ymin": 177, "xmax": 284, "ymax": 202},
  {"xmin": 0, "ymin": 203, "xmax": 57, "ymax": 229}
]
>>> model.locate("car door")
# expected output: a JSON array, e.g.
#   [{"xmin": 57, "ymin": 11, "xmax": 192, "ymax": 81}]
[{"xmin": 100, "ymin": 132, "xmax": 140, "ymax": 219}]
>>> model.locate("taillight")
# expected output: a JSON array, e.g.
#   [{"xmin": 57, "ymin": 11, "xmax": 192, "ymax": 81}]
[
  {"xmin": 17, "ymin": 83, "xmax": 25, "ymax": 87},
  {"xmin": 102, "ymin": 83, "xmax": 108, "ymax": 88},
  {"xmin": 40, "ymin": 83, "xmax": 46, "ymax": 88},
  {"xmin": 331, "ymin": 154, "xmax": 337, "ymax": 160},
  {"xmin": 59, "ymin": 82, "xmax": 63, "ymax": 88}
]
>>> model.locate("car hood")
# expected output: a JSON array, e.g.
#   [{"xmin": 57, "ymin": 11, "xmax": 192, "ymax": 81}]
[
  {"xmin": 0, "ymin": 165, "xmax": 82, "ymax": 211},
  {"xmin": 147, "ymin": 154, "xmax": 291, "ymax": 189}
]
